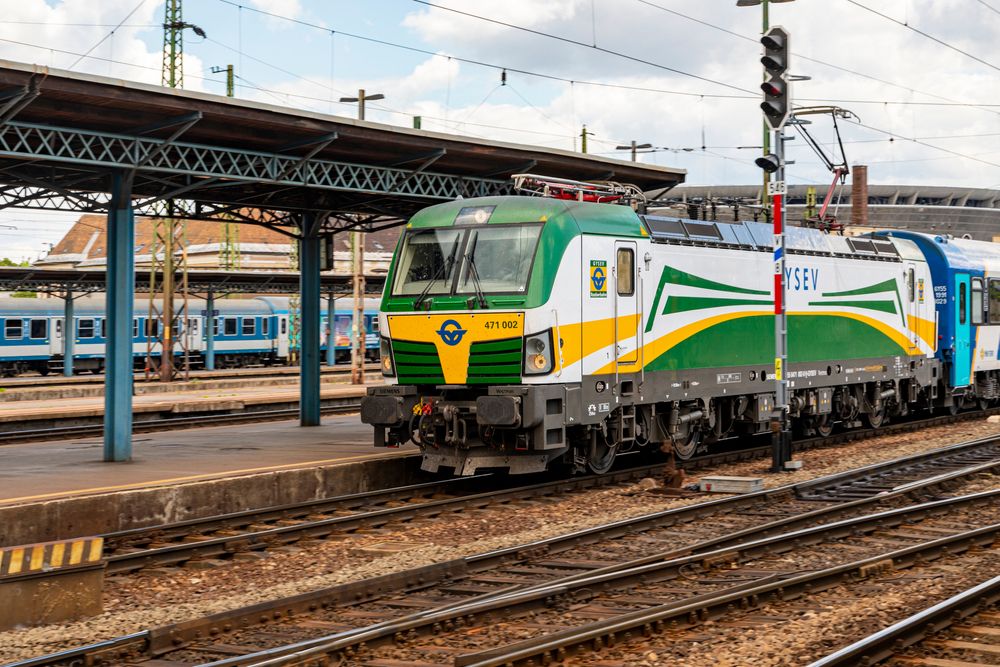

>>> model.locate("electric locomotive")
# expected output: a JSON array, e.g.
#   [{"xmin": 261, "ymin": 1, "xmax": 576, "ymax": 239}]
[{"xmin": 362, "ymin": 177, "xmax": 946, "ymax": 475}]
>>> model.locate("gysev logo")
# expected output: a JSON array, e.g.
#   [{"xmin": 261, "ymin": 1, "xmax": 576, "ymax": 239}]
[
  {"xmin": 435, "ymin": 319, "xmax": 467, "ymax": 346},
  {"xmin": 590, "ymin": 259, "xmax": 607, "ymax": 298}
]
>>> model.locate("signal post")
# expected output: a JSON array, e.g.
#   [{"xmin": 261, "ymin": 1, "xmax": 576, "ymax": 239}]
[{"xmin": 755, "ymin": 25, "xmax": 795, "ymax": 472}]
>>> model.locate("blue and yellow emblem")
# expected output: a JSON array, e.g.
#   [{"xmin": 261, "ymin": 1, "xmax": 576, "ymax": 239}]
[{"xmin": 590, "ymin": 259, "xmax": 607, "ymax": 298}]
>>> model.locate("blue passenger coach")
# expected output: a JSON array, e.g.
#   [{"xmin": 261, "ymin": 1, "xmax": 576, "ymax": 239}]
[
  {"xmin": 876, "ymin": 231, "xmax": 1000, "ymax": 402},
  {"xmin": 0, "ymin": 295, "xmax": 380, "ymax": 376}
]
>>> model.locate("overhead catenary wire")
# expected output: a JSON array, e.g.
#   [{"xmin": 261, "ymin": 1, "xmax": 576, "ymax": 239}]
[{"xmin": 68, "ymin": 0, "xmax": 149, "ymax": 70}]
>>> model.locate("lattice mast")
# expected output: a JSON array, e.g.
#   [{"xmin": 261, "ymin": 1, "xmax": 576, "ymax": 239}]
[{"xmin": 147, "ymin": 0, "xmax": 192, "ymax": 381}]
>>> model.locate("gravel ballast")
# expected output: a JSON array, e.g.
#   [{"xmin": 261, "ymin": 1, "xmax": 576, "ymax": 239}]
[{"xmin": 1, "ymin": 419, "xmax": 998, "ymax": 663}]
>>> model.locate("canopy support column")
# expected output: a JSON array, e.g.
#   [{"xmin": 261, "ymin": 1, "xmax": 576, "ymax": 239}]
[
  {"xmin": 300, "ymin": 213, "xmax": 321, "ymax": 426},
  {"xmin": 326, "ymin": 292, "xmax": 336, "ymax": 367},
  {"xmin": 63, "ymin": 290, "xmax": 74, "ymax": 377},
  {"xmin": 104, "ymin": 172, "xmax": 134, "ymax": 462},
  {"xmin": 205, "ymin": 290, "xmax": 215, "ymax": 371}
]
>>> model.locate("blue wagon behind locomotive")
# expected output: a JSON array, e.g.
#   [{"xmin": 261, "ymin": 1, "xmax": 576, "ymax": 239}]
[{"xmin": 0, "ymin": 295, "xmax": 380, "ymax": 376}]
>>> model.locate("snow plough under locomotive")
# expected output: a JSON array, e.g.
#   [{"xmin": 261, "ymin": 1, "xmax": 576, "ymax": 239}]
[{"xmin": 361, "ymin": 178, "xmax": 995, "ymax": 475}]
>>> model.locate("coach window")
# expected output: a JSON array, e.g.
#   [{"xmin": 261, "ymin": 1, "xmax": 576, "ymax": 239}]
[
  {"xmin": 98, "ymin": 319, "xmax": 105, "ymax": 338},
  {"xmin": 29, "ymin": 319, "xmax": 47, "ymax": 339},
  {"xmin": 972, "ymin": 278, "xmax": 985, "ymax": 325},
  {"xmin": 616, "ymin": 248, "xmax": 635, "ymax": 296},
  {"xmin": 78, "ymin": 318, "xmax": 95, "ymax": 339},
  {"xmin": 145, "ymin": 319, "xmax": 158, "ymax": 337},
  {"xmin": 242, "ymin": 317, "xmax": 255, "ymax": 336},
  {"xmin": 281, "ymin": 318, "xmax": 287, "ymax": 335},
  {"xmin": 4, "ymin": 319, "xmax": 22, "ymax": 339},
  {"xmin": 224, "ymin": 317, "xmax": 238, "ymax": 336},
  {"xmin": 960, "ymin": 283, "xmax": 967, "ymax": 325},
  {"xmin": 213, "ymin": 317, "xmax": 220, "ymax": 336},
  {"xmin": 989, "ymin": 280, "xmax": 1000, "ymax": 324},
  {"xmin": 133, "ymin": 318, "xmax": 139, "ymax": 338},
  {"xmin": 261, "ymin": 318, "xmax": 269, "ymax": 336}
]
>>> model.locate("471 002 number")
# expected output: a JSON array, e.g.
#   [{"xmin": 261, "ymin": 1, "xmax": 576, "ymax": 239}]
[{"xmin": 484, "ymin": 320, "xmax": 519, "ymax": 330}]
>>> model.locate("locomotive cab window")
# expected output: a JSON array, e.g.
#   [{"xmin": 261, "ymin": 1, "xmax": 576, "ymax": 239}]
[
  {"xmin": 616, "ymin": 248, "xmax": 635, "ymax": 296},
  {"xmin": 908, "ymin": 268, "xmax": 916, "ymax": 302},
  {"xmin": 989, "ymin": 279, "xmax": 1000, "ymax": 324},
  {"xmin": 78, "ymin": 318, "xmax": 95, "ymax": 339},
  {"xmin": 393, "ymin": 224, "xmax": 542, "ymax": 297},
  {"xmin": 29, "ymin": 319, "xmax": 47, "ymax": 339},
  {"xmin": 4, "ymin": 319, "xmax": 22, "ymax": 339},
  {"xmin": 972, "ymin": 278, "xmax": 985, "ymax": 325}
]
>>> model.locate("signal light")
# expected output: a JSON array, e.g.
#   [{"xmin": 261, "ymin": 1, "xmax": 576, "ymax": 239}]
[
  {"xmin": 755, "ymin": 154, "xmax": 781, "ymax": 173},
  {"xmin": 760, "ymin": 26, "xmax": 790, "ymax": 130}
]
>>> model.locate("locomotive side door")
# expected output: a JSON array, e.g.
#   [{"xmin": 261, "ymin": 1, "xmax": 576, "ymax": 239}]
[
  {"xmin": 953, "ymin": 272, "xmax": 971, "ymax": 387},
  {"xmin": 904, "ymin": 264, "xmax": 917, "ymax": 350},
  {"xmin": 613, "ymin": 241, "xmax": 638, "ymax": 367}
]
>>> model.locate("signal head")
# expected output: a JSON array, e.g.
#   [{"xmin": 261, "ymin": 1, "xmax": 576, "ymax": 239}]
[{"xmin": 755, "ymin": 154, "xmax": 781, "ymax": 173}]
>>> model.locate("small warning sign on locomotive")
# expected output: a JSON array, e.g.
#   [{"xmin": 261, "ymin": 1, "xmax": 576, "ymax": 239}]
[{"xmin": 590, "ymin": 260, "xmax": 607, "ymax": 298}]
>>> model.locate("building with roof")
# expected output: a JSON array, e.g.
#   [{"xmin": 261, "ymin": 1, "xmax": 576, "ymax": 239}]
[
  {"xmin": 669, "ymin": 182, "xmax": 1000, "ymax": 241},
  {"xmin": 36, "ymin": 214, "xmax": 400, "ymax": 274}
]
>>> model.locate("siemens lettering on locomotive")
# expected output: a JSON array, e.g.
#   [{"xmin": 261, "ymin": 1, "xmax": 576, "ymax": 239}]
[{"xmin": 362, "ymin": 177, "xmax": 995, "ymax": 476}]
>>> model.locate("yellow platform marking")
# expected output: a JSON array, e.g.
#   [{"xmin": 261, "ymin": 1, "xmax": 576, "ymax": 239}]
[
  {"xmin": 0, "ymin": 537, "xmax": 105, "ymax": 577},
  {"xmin": 50, "ymin": 542, "xmax": 65, "ymax": 567},
  {"xmin": 69, "ymin": 540, "xmax": 84, "ymax": 565},
  {"xmin": 7, "ymin": 548, "xmax": 23, "ymax": 574},
  {"xmin": 29, "ymin": 545, "xmax": 44, "ymax": 570},
  {"xmin": 0, "ymin": 450, "xmax": 414, "ymax": 507}
]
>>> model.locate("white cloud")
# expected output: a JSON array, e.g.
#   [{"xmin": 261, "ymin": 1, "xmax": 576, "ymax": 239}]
[
  {"xmin": 0, "ymin": 0, "xmax": 207, "ymax": 91},
  {"xmin": 248, "ymin": 0, "xmax": 305, "ymax": 26}
]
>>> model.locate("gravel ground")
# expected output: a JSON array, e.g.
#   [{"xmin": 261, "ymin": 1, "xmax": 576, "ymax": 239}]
[
  {"xmin": 1, "ymin": 419, "xmax": 998, "ymax": 663},
  {"xmin": 601, "ymin": 551, "xmax": 1000, "ymax": 667}
]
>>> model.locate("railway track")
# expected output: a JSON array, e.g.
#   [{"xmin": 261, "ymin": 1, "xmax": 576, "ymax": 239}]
[
  {"xmin": 91, "ymin": 415, "xmax": 1000, "ymax": 576},
  {"xmin": 0, "ymin": 401, "xmax": 365, "ymax": 445},
  {"xmin": 0, "ymin": 364, "xmax": 379, "ymax": 389},
  {"xmin": 101, "ymin": 465, "xmax": 665, "ymax": 575},
  {"xmin": 808, "ymin": 574, "xmax": 1000, "ymax": 667},
  {"xmin": 14, "ymin": 432, "xmax": 1000, "ymax": 667}
]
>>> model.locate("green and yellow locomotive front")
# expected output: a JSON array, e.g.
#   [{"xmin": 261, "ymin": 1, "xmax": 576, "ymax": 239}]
[{"xmin": 361, "ymin": 195, "xmax": 644, "ymax": 475}]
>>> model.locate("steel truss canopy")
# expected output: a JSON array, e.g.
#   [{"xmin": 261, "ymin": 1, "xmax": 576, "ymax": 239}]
[
  {"xmin": 0, "ymin": 60, "xmax": 685, "ymax": 234},
  {"xmin": 0, "ymin": 267, "xmax": 386, "ymax": 296}
]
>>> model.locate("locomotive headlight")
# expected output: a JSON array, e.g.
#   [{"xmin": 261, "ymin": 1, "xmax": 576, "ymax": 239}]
[
  {"xmin": 380, "ymin": 337, "xmax": 395, "ymax": 377},
  {"xmin": 523, "ymin": 330, "xmax": 554, "ymax": 375}
]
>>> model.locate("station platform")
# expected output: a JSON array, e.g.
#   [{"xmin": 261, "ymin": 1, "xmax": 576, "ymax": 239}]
[{"xmin": 0, "ymin": 414, "xmax": 420, "ymax": 547}]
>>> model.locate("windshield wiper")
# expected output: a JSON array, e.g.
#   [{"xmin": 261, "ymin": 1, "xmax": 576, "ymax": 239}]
[
  {"xmin": 463, "ymin": 236, "xmax": 488, "ymax": 310},
  {"xmin": 413, "ymin": 236, "xmax": 460, "ymax": 311}
]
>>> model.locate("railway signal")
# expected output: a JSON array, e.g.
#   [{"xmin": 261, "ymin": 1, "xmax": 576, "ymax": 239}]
[{"xmin": 760, "ymin": 26, "xmax": 791, "ymax": 130}]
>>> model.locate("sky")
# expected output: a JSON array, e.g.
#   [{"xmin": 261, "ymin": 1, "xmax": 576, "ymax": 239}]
[{"xmin": 1, "ymin": 0, "xmax": 1000, "ymax": 260}]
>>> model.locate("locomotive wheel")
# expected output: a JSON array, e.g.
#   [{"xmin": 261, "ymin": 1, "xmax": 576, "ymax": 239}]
[
  {"xmin": 815, "ymin": 416, "xmax": 834, "ymax": 438},
  {"xmin": 671, "ymin": 431, "xmax": 701, "ymax": 461},
  {"xmin": 862, "ymin": 408, "xmax": 885, "ymax": 429},
  {"xmin": 587, "ymin": 438, "xmax": 617, "ymax": 474}
]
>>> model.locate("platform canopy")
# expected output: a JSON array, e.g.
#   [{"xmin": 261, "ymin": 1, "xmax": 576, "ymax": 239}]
[
  {"xmin": 0, "ymin": 267, "xmax": 386, "ymax": 296},
  {"xmin": 0, "ymin": 59, "xmax": 686, "ymax": 464},
  {"xmin": 0, "ymin": 60, "xmax": 685, "ymax": 235}
]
